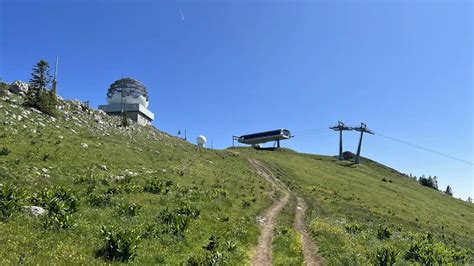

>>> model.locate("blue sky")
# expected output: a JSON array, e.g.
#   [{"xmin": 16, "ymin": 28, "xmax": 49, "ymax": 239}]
[{"xmin": 1, "ymin": 0, "xmax": 472, "ymax": 199}]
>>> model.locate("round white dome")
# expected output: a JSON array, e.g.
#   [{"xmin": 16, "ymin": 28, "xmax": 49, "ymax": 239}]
[
  {"xmin": 197, "ymin": 135, "xmax": 207, "ymax": 147},
  {"xmin": 106, "ymin": 78, "xmax": 149, "ymax": 107}
]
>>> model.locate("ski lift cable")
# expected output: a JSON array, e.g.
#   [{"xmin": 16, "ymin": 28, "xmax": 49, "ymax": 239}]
[{"xmin": 375, "ymin": 132, "xmax": 474, "ymax": 166}]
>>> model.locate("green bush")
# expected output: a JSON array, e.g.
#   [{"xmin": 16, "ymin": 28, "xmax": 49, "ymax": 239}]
[
  {"xmin": 345, "ymin": 222, "xmax": 364, "ymax": 234},
  {"xmin": 144, "ymin": 179, "xmax": 172, "ymax": 194},
  {"xmin": 376, "ymin": 245, "xmax": 399, "ymax": 266},
  {"xmin": 176, "ymin": 205, "xmax": 201, "ymax": 219},
  {"xmin": 0, "ymin": 81, "xmax": 9, "ymax": 91},
  {"xmin": 116, "ymin": 202, "xmax": 141, "ymax": 217},
  {"xmin": 157, "ymin": 208, "xmax": 191, "ymax": 238},
  {"xmin": 32, "ymin": 186, "xmax": 79, "ymax": 214},
  {"xmin": 42, "ymin": 211, "xmax": 76, "ymax": 230},
  {"xmin": 404, "ymin": 233, "xmax": 472, "ymax": 264},
  {"xmin": 98, "ymin": 226, "xmax": 140, "ymax": 262},
  {"xmin": 88, "ymin": 192, "xmax": 112, "ymax": 207},
  {"xmin": 376, "ymin": 225, "xmax": 392, "ymax": 240},
  {"xmin": 0, "ymin": 183, "xmax": 27, "ymax": 220},
  {"xmin": 0, "ymin": 147, "xmax": 10, "ymax": 156},
  {"xmin": 32, "ymin": 187, "xmax": 79, "ymax": 229}
]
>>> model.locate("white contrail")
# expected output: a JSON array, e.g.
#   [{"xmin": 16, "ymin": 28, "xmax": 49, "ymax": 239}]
[
  {"xmin": 180, "ymin": 6, "xmax": 185, "ymax": 21},
  {"xmin": 178, "ymin": 0, "xmax": 185, "ymax": 21}
]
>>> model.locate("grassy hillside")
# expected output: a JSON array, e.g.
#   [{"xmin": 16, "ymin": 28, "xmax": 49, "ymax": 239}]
[
  {"xmin": 1, "ymin": 91, "xmax": 472, "ymax": 265},
  {"xmin": 237, "ymin": 148, "xmax": 474, "ymax": 264},
  {"xmin": 0, "ymin": 94, "xmax": 274, "ymax": 264}
]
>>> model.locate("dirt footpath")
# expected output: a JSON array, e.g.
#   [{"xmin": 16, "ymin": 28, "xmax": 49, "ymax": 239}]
[
  {"xmin": 248, "ymin": 158, "xmax": 322, "ymax": 266},
  {"xmin": 295, "ymin": 197, "xmax": 323, "ymax": 266}
]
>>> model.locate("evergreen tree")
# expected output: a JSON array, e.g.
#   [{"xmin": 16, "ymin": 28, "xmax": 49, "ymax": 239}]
[
  {"xmin": 28, "ymin": 60, "xmax": 51, "ymax": 103},
  {"xmin": 25, "ymin": 60, "xmax": 57, "ymax": 116},
  {"xmin": 444, "ymin": 185, "xmax": 453, "ymax": 196},
  {"xmin": 468, "ymin": 197, "xmax": 472, "ymax": 203}
]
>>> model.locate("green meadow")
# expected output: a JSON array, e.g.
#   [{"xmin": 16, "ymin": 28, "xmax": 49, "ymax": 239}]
[
  {"xmin": 238, "ymin": 148, "xmax": 474, "ymax": 264},
  {"xmin": 0, "ymin": 93, "xmax": 472, "ymax": 264}
]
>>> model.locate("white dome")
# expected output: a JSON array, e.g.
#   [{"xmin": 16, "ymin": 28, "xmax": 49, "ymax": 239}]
[{"xmin": 197, "ymin": 135, "xmax": 207, "ymax": 147}]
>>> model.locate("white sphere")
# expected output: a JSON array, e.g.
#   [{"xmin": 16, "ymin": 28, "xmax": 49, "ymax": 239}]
[{"xmin": 197, "ymin": 135, "xmax": 207, "ymax": 147}]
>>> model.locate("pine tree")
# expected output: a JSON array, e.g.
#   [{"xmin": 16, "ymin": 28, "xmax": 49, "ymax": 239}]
[
  {"xmin": 25, "ymin": 60, "xmax": 57, "ymax": 116},
  {"xmin": 28, "ymin": 60, "xmax": 52, "ymax": 102},
  {"xmin": 468, "ymin": 197, "xmax": 472, "ymax": 203},
  {"xmin": 444, "ymin": 185, "xmax": 453, "ymax": 196}
]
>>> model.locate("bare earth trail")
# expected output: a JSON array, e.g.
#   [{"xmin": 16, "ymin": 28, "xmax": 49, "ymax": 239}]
[
  {"xmin": 295, "ymin": 197, "xmax": 323, "ymax": 266},
  {"xmin": 248, "ymin": 158, "xmax": 322, "ymax": 266},
  {"xmin": 249, "ymin": 159, "xmax": 290, "ymax": 266}
]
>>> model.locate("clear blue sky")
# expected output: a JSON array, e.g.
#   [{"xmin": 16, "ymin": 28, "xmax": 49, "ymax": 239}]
[{"xmin": 1, "ymin": 0, "xmax": 472, "ymax": 199}]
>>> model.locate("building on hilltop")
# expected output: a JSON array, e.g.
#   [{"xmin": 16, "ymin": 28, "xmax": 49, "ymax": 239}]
[{"xmin": 98, "ymin": 78, "xmax": 154, "ymax": 126}]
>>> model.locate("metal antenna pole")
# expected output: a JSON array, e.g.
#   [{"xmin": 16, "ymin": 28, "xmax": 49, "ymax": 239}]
[
  {"xmin": 120, "ymin": 76, "xmax": 124, "ymax": 115},
  {"xmin": 330, "ymin": 121, "xmax": 352, "ymax": 160},
  {"xmin": 52, "ymin": 56, "xmax": 59, "ymax": 93},
  {"xmin": 353, "ymin": 123, "xmax": 374, "ymax": 164}
]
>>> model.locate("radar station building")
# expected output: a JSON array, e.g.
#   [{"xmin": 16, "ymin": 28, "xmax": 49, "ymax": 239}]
[{"xmin": 98, "ymin": 78, "xmax": 154, "ymax": 126}]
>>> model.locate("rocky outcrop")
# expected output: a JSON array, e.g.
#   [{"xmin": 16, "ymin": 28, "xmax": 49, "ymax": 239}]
[{"xmin": 9, "ymin": 80, "xmax": 29, "ymax": 95}]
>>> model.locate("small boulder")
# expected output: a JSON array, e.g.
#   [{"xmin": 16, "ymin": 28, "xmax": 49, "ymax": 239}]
[
  {"xmin": 100, "ymin": 165, "xmax": 108, "ymax": 171},
  {"xmin": 23, "ymin": 206, "xmax": 47, "ymax": 216},
  {"xmin": 80, "ymin": 143, "xmax": 88, "ymax": 148}
]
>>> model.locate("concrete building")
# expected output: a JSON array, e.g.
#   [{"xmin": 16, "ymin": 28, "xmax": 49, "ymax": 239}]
[{"xmin": 99, "ymin": 78, "xmax": 154, "ymax": 126}]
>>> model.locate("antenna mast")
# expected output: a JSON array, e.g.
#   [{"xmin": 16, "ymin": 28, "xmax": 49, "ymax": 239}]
[
  {"xmin": 330, "ymin": 121, "xmax": 352, "ymax": 160},
  {"xmin": 52, "ymin": 56, "xmax": 59, "ymax": 93},
  {"xmin": 352, "ymin": 123, "xmax": 374, "ymax": 164}
]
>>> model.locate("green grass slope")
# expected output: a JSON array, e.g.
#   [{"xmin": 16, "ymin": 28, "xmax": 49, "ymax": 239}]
[
  {"xmin": 1, "ymin": 91, "xmax": 472, "ymax": 265},
  {"xmin": 0, "ymin": 94, "xmax": 274, "ymax": 264},
  {"xmin": 238, "ymin": 148, "xmax": 474, "ymax": 264}
]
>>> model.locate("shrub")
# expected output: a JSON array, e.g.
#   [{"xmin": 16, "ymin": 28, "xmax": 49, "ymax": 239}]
[
  {"xmin": 0, "ymin": 147, "xmax": 10, "ymax": 156},
  {"xmin": 345, "ymin": 223, "xmax": 364, "ymax": 234},
  {"xmin": 376, "ymin": 225, "xmax": 392, "ymax": 240},
  {"xmin": 32, "ymin": 186, "xmax": 79, "ymax": 214},
  {"xmin": 98, "ymin": 226, "xmax": 140, "ymax": 262},
  {"xmin": 404, "ymin": 232, "xmax": 471, "ymax": 264},
  {"xmin": 144, "ymin": 179, "xmax": 172, "ymax": 194},
  {"xmin": 0, "ymin": 81, "xmax": 9, "ymax": 92},
  {"xmin": 42, "ymin": 210, "xmax": 75, "ymax": 229},
  {"xmin": 74, "ymin": 174, "xmax": 109, "ymax": 186},
  {"xmin": 241, "ymin": 199, "xmax": 251, "ymax": 208},
  {"xmin": 376, "ymin": 245, "xmax": 399, "ymax": 266},
  {"xmin": 157, "ymin": 208, "xmax": 191, "ymax": 238},
  {"xmin": 116, "ymin": 202, "xmax": 141, "ymax": 217},
  {"xmin": 176, "ymin": 205, "xmax": 201, "ymax": 219},
  {"xmin": 32, "ymin": 187, "xmax": 79, "ymax": 229},
  {"xmin": 0, "ymin": 183, "xmax": 26, "ymax": 220},
  {"xmin": 88, "ymin": 192, "xmax": 112, "ymax": 207}
]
